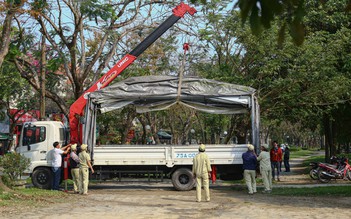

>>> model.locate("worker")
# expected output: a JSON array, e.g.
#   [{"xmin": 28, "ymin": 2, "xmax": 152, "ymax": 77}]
[
  {"xmin": 242, "ymin": 144, "xmax": 257, "ymax": 194},
  {"xmin": 258, "ymin": 144, "xmax": 272, "ymax": 193},
  {"xmin": 192, "ymin": 144, "xmax": 212, "ymax": 202},
  {"xmin": 69, "ymin": 143, "xmax": 80, "ymax": 193},
  {"xmin": 50, "ymin": 141, "xmax": 71, "ymax": 190},
  {"xmin": 79, "ymin": 144, "xmax": 94, "ymax": 195}
]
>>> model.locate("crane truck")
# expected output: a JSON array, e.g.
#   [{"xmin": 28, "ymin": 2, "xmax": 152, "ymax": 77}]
[{"xmin": 16, "ymin": 3, "xmax": 260, "ymax": 191}]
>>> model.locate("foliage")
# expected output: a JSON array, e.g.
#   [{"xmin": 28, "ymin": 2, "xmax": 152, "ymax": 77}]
[
  {"xmin": 194, "ymin": 0, "xmax": 351, "ymax": 148},
  {"xmin": 0, "ymin": 153, "xmax": 30, "ymax": 187},
  {"xmin": 289, "ymin": 149, "xmax": 315, "ymax": 158},
  {"xmin": 4, "ymin": 0, "xmax": 182, "ymax": 116},
  {"xmin": 271, "ymin": 186, "xmax": 351, "ymax": 197},
  {"xmin": 192, "ymin": 0, "xmax": 351, "ymax": 46},
  {"xmin": 0, "ymin": 60, "xmax": 35, "ymax": 105},
  {"xmin": 0, "ymin": 187, "xmax": 70, "ymax": 207}
]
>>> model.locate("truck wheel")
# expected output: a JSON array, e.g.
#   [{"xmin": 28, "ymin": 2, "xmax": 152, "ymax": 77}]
[
  {"xmin": 171, "ymin": 168, "xmax": 195, "ymax": 191},
  {"xmin": 32, "ymin": 167, "xmax": 53, "ymax": 189}
]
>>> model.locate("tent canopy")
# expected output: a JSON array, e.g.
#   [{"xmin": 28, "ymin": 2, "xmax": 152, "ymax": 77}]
[
  {"xmin": 84, "ymin": 75, "xmax": 260, "ymax": 149},
  {"xmin": 88, "ymin": 75, "xmax": 256, "ymax": 114}
]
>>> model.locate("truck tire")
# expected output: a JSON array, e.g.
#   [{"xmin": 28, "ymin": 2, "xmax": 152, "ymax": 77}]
[
  {"xmin": 32, "ymin": 167, "xmax": 53, "ymax": 189},
  {"xmin": 171, "ymin": 168, "xmax": 195, "ymax": 191}
]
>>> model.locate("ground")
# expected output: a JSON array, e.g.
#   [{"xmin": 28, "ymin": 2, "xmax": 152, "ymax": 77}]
[{"xmin": 2, "ymin": 152, "xmax": 351, "ymax": 219}]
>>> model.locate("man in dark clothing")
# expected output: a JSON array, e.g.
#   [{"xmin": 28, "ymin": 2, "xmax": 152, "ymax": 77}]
[
  {"xmin": 242, "ymin": 144, "xmax": 257, "ymax": 194},
  {"xmin": 284, "ymin": 146, "xmax": 291, "ymax": 172}
]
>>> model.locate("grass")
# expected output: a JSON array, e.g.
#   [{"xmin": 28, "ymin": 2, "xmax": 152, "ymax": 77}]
[
  {"xmin": 290, "ymin": 149, "xmax": 316, "ymax": 158},
  {"xmin": 302, "ymin": 155, "xmax": 325, "ymax": 166},
  {"xmin": 0, "ymin": 186, "xmax": 71, "ymax": 208},
  {"xmin": 230, "ymin": 183, "xmax": 351, "ymax": 197},
  {"xmin": 270, "ymin": 186, "xmax": 351, "ymax": 197}
]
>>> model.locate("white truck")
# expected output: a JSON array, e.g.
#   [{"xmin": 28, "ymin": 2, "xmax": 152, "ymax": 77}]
[
  {"xmin": 16, "ymin": 3, "xmax": 261, "ymax": 191},
  {"xmin": 17, "ymin": 75, "xmax": 260, "ymax": 191},
  {"xmin": 17, "ymin": 125, "xmax": 249, "ymax": 191}
]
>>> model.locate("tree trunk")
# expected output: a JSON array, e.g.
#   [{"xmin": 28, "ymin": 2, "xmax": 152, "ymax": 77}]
[
  {"xmin": 0, "ymin": 9, "xmax": 15, "ymax": 68},
  {"xmin": 40, "ymin": 34, "xmax": 46, "ymax": 120},
  {"xmin": 323, "ymin": 115, "xmax": 334, "ymax": 162}
]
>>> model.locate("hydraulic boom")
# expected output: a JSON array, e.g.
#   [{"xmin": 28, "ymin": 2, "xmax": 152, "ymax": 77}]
[{"xmin": 69, "ymin": 3, "xmax": 196, "ymax": 143}]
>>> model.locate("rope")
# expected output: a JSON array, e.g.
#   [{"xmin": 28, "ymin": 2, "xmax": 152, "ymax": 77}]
[{"xmin": 177, "ymin": 42, "xmax": 189, "ymax": 101}]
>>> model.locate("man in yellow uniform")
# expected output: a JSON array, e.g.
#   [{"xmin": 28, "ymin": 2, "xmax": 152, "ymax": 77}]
[
  {"xmin": 79, "ymin": 144, "xmax": 94, "ymax": 195},
  {"xmin": 69, "ymin": 144, "xmax": 80, "ymax": 193},
  {"xmin": 192, "ymin": 144, "xmax": 212, "ymax": 202}
]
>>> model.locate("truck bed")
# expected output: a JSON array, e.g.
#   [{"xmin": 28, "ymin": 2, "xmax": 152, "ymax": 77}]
[{"xmin": 92, "ymin": 144, "xmax": 247, "ymax": 167}]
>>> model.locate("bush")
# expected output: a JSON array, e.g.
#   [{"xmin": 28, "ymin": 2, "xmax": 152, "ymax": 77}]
[{"xmin": 0, "ymin": 153, "xmax": 30, "ymax": 187}]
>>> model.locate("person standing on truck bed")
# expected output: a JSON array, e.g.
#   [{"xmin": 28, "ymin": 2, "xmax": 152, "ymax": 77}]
[
  {"xmin": 79, "ymin": 144, "xmax": 94, "ymax": 195},
  {"xmin": 192, "ymin": 144, "xmax": 212, "ymax": 202},
  {"xmin": 242, "ymin": 144, "xmax": 257, "ymax": 195},
  {"xmin": 69, "ymin": 144, "xmax": 80, "ymax": 193},
  {"xmin": 51, "ymin": 141, "xmax": 71, "ymax": 191}
]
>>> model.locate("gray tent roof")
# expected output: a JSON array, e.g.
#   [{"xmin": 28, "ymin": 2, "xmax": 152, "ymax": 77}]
[{"xmin": 88, "ymin": 75, "xmax": 256, "ymax": 114}]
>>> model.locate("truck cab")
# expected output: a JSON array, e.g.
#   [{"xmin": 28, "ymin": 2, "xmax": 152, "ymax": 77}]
[{"xmin": 16, "ymin": 121, "xmax": 68, "ymax": 189}]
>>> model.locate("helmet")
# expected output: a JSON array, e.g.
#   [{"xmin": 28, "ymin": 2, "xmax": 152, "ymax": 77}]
[
  {"xmin": 81, "ymin": 144, "xmax": 88, "ymax": 151},
  {"xmin": 71, "ymin": 144, "xmax": 77, "ymax": 151},
  {"xmin": 199, "ymin": 144, "xmax": 206, "ymax": 152},
  {"xmin": 261, "ymin": 144, "xmax": 269, "ymax": 150}
]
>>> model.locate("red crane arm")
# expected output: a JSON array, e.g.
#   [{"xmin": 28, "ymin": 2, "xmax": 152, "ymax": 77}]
[{"xmin": 69, "ymin": 3, "xmax": 196, "ymax": 144}]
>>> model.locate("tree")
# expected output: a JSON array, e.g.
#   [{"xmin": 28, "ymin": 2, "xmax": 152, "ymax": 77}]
[
  {"xmin": 0, "ymin": 58, "xmax": 38, "ymax": 149},
  {"xmin": 192, "ymin": 0, "xmax": 351, "ymax": 152},
  {"xmin": 191, "ymin": 0, "xmax": 351, "ymax": 46},
  {"xmin": 0, "ymin": 152, "xmax": 30, "ymax": 187},
  {"xmin": 10, "ymin": 1, "xmax": 179, "ymax": 116},
  {"xmin": 0, "ymin": 0, "xmax": 25, "ymax": 68}
]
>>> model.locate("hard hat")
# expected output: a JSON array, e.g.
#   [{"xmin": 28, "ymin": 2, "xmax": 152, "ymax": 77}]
[
  {"xmin": 261, "ymin": 144, "xmax": 269, "ymax": 150},
  {"xmin": 81, "ymin": 144, "xmax": 88, "ymax": 151},
  {"xmin": 199, "ymin": 144, "xmax": 206, "ymax": 152},
  {"xmin": 248, "ymin": 144, "xmax": 254, "ymax": 151},
  {"xmin": 71, "ymin": 144, "xmax": 77, "ymax": 151}
]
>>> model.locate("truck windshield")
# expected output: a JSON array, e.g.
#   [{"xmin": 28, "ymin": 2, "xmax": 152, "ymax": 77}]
[{"xmin": 22, "ymin": 126, "xmax": 46, "ymax": 145}]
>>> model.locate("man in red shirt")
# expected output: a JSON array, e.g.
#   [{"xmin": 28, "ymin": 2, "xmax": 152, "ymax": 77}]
[{"xmin": 270, "ymin": 141, "xmax": 283, "ymax": 181}]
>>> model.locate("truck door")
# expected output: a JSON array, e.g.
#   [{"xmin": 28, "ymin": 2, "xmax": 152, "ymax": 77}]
[{"xmin": 17, "ymin": 124, "xmax": 48, "ymax": 162}]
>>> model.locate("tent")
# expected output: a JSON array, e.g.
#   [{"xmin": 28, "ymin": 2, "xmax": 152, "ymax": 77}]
[{"xmin": 84, "ymin": 76, "xmax": 260, "ymax": 148}]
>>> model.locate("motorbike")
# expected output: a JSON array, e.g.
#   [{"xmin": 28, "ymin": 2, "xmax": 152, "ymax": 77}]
[
  {"xmin": 309, "ymin": 156, "xmax": 339, "ymax": 180},
  {"xmin": 317, "ymin": 156, "xmax": 351, "ymax": 183},
  {"xmin": 309, "ymin": 162, "xmax": 320, "ymax": 180}
]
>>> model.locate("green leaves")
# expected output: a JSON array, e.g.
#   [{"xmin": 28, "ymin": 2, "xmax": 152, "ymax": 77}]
[
  {"xmin": 0, "ymin": 153, "xmax": 31, "ymax": 185},
  {"xmin": 235, "ymin": 0, "xmax": 305, "ymax": 45},
  {"xmin": 80, "ymin": 0, "xmax": 116, "ymax": 23}
]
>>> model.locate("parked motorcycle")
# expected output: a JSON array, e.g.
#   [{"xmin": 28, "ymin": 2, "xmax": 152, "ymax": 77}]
[
  {"xmin": 317, "ymin": 157, "xmax": 351, "ymax": 183},
  {"xmin": 309, "ymin": 156, "xmax": 339, "ymax": 180},
  {"xmin": 309, "ymin": 162, "xmax": 320, "ymax": 180}
]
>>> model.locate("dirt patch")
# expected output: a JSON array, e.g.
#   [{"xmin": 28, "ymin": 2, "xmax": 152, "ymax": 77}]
[
  {"xmin": 3, "ymin": 183, "xmax": 351, "ymax": 219},
  {"xmin": 2, "ymin": 152, "xmax": 351, "ymax": 219}
]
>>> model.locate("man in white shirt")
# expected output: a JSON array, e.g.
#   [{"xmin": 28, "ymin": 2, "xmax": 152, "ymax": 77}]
[{"xmin": 51, "ymin": 141, "xmax": 71, "ymax": 190}]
